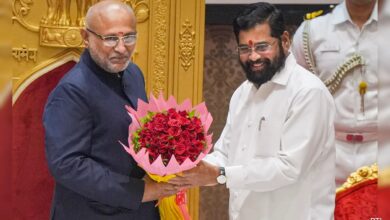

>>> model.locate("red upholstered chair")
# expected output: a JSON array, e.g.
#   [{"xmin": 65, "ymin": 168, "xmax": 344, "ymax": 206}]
[
  {"xmin": 334, "ymin": 164, "xmax": 378, "ymax": 220},
  {"xmin": 12, "ymin": 55, "xmax": 77, "ymax": 220}
]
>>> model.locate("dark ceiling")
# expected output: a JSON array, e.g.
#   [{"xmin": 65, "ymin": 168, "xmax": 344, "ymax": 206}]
[{"xmin": 206, "ymin": 4, "xmax": 337, "ymax": 26}]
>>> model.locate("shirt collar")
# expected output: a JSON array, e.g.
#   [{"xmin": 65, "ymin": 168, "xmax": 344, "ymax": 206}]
[
  {"xmin": 368, "ymin": 1, "xmax": 379, "ymax": 22},
  {"xmin": 81, "ymin": 49, "xmax": 124, "ymax": 79},
  {"xmin": 332, "ymin": 1, "xmax": 378, "ymax": 25},
  {"xmin": 270, "ymin": 53, "xmax": 295, "ymax": 86},
  {"xmin": 249, "ymin": 53, "xmax": 295, "ymax": 90}
]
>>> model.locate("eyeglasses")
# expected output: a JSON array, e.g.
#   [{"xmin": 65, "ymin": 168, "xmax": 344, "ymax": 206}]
[
  {"xmin": 86, "ymin": 28, "xmax": 137, "ymax": 47},
  {"xmin": 237, "ymin": 41, "xmax": 276, "ymax": 56}
]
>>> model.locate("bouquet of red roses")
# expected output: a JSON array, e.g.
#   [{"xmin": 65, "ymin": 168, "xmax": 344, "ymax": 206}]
[{"xmin": 122, "ymin": 93, "xmax": 213, "ymax": 220}]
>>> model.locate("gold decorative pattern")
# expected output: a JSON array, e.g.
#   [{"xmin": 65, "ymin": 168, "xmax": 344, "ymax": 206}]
[
  {"xmin": 12, "ymin": 0, "xmax": 39, "ymax": 32},
  {"xmin": 40, "ymin": 27, "xmax": 83, "ymax": 48},
  {"xmin": 13, "ymin": 49, "xmax": 81, "ymax": 103},
  {"xmin": 40, "ymin": 0, "xmax": 97, "ymax": 27},
  {"xmin": 302, "ymin": 21, "xmax": 317, "ymax": 75},
  {"xmin": 124, "ymin": 0, "xmax": 150, "ymax": 23},
  {"xmin": 302, "ymin": 21, "xmax": 365, "ymax": 95},
  {"xmin": 337, "ymin": 163, "xmax": 378, "ymax": 194},
  {"xmin": 12, "ymin": 0, "xmax": 149, "ymax": 48},
  {"xmin": 179, "ymin": 19, "xmax": 195, "ymax": 71},
  {"xmin": 38, "ymin": 0, "xmax": 98, "ymax": 48},
  {"xmin": 151, "ymin": 0, "xmax": 169, "ymax": 95},
  {"xmin": 12, "ymin": 45, "xmax": 38, "ymax": 62},
  {"xmin": 324, "ymin": 54, "xmax": 364, "ymax": 94}
]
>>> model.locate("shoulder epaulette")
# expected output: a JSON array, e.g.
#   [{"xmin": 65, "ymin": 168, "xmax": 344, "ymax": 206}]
[
  {"xmin": 304, "ymin": 4, "xmax": 336, "ymax": 20},
  {"xmin": 304, "ymin": 10, "xmax": 324, "ymax": 20}
]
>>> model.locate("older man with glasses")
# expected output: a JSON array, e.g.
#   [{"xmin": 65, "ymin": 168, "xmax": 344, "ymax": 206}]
[
  {"xmin": 170, "ymin": 2, "xmax": 336, "ymax": 220},
  {"xmin": 43, "ymin": 1, "xmax": 180, "ymax": 220}
]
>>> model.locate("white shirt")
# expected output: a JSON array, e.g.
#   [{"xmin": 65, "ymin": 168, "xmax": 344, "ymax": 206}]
[
  {"xmin": 292, "ymin": 1, "xmax": 378, "ymax": 185},
  {"xmin": 206, "ymin": 54, "xmax": 336, "ymax": 220}
]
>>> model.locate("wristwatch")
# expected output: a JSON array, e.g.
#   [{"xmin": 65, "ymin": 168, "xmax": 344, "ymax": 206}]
[{"xmin": 216, "ymin": 167, "xmax": 227, "ymax": 184}]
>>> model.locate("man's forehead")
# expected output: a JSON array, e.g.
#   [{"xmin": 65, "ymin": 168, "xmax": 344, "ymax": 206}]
[
  {"xmin": 90, "ymin": 15, "xmax": 136, "ymax": 35},
  {"xmin": 238, "ymin": 38, "xmax": 274, "ymax": 46},
  {"xmin": 87, "ymin": 6, "xmax": 135, "ymax": 29}
]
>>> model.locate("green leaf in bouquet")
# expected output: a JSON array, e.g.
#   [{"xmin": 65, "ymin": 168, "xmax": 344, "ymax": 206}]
[
  {"xmin": 140, "ymin": 111, "xmax": 156, "ymax": 124},
  {"xmin": 132, "ymin": 130, "xmax": 141, "ymax": 152},
  {"xmin": 188, "ymin": 110, "xmax": 195, "ymax": 118}
]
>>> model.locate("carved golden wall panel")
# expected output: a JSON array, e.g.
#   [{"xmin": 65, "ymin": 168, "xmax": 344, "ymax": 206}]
[
  {"xmin": 179, "ymin": 19, "xmax": 196, "ymax": 72},
  {"xmin": 12, "ymin": 45, "xmax": 38, "ymax": 62},
  {"xmin": 9, "ymin": 0, "xmax": 205, "ymax": 219},
  {"xmin": 12, "ymin": 0, "xmax": 150, "ymax": 48},
  {"xmin": 147, "ymin": 0, "xmax": 169, "ymax": 95},
  {"xmin": 0, "ymin": 1, "xmax": 12, "ymax": 102},
  {"xmin": 174, "ymin": 0, "xmax": 205, "ymax": 105}
]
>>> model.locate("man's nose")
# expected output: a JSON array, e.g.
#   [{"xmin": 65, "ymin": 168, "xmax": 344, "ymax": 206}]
[
  {"xmin": 114, "ymin": 38, "xmax": 127, "ymax": 54},
  {"xmin": 248, "ymin": 48, "xmax": 261, "ymax": 61}
]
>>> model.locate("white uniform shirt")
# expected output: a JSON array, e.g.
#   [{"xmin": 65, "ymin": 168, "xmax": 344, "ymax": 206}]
[
  {"xmin": 206, "ymin": 54, "xmax": 336, "ymax": 220},
  {"xmin": 292, "ymin": 1, "xmax": 378, "ymax": 185}
]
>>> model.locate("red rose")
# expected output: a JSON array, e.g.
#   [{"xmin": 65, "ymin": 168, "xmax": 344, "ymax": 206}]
[
  {"xmin": 179, "ymin": 116, "xmax": 191, "ymax": 126},
  {"xmin": 168, "ymin": 119, "xmax": 180, "ymax": 127},
  {"xmin": 167, "ymin": 127, "xmax": 181, "ymax": 137},
  {"xmin": 175, "ymin": 144, "xmax": 187, "ymax": 155}
]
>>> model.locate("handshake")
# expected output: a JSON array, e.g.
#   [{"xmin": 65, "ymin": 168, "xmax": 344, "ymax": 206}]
[{"xmin": 142, "ymin": 160, "xmax": 221, "ymax": 202}]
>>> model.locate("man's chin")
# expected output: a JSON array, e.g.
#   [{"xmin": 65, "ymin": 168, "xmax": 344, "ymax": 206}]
[
  {"xmin": 246, "ymin": 69, "xmax": 275, "ymax": 85},
  {"xmin": 248, "ymin": 71, "xmax": 265, "ymax": 80},
  {"xmin": 107, "ymin": 62, "xmax": 129, "ymax": 73}
]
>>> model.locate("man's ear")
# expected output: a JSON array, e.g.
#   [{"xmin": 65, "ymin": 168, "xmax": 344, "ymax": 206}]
[
  {"xmin": 281, "ymin": 30, "xmax": 290, "ymax": 52},
  {"xmin": 80, "ymin": 28, "xmax": 89, "ymax": 48}
]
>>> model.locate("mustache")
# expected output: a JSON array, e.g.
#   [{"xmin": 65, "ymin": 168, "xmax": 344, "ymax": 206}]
[
  {"xmin": 248, "ymin": 58, "xmax": 271, "ymax": 66},
  {"xmin": 109, "ymin": 55, "xmax": 130, "ymax": 60},
  {"xmin": 110, "ymin": 51, "xmax": 131, "ymax": 60}
]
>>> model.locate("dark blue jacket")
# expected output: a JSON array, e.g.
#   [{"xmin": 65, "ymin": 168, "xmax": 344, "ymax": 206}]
[{"xmin": 43, "ymin": 50, "xmax": 159, "ymax": 220}]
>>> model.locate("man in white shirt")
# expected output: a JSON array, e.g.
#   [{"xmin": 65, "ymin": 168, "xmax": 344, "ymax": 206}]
[
  {"xmin": 291, "ymin": 0, "xmax": 378, "ymax": 186},
  {"xmin": 170, "ymin": 3, "xmax": 336, "ymax": 220}
]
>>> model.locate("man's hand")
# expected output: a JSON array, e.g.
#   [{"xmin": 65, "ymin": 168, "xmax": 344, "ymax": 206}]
[
  {"xmin": 168, "ymin": 160, "xmax": 220, "ymax": 188},
  {"xmin": 142, "ymin": 176, "xmax": 180, "ymax": 202}
]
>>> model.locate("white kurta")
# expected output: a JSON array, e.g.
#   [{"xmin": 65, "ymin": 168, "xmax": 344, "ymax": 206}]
[
  {"xmin": 206, "ymin": 54, "xmax": 336, "ymax": 220},
  {"xmin": 292, "ymin": 1, "xmax": 378, "ymax": 185}
]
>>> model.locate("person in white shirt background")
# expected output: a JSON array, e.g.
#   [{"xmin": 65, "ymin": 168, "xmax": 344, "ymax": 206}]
[
  {"xmin": 170, "ymin": 2, "xmax": 336, "ymax": 220},
  {"xmin": 292, "ymin": 0, "xmax": 378, "ymax": 186}
]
